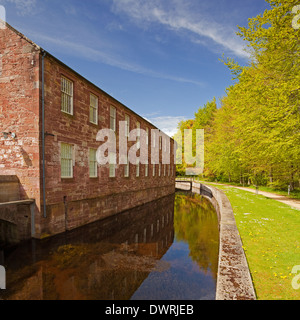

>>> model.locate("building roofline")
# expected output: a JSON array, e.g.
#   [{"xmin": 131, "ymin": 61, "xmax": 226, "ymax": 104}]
[{"xmin": 3, "ymin": 21, "xmax": 173, "ymax": 139}]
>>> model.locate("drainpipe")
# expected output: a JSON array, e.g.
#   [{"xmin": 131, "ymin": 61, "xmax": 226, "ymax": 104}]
[{"xmin": 41, "ymin": 50, "xmax": 47, "ymax": 218}]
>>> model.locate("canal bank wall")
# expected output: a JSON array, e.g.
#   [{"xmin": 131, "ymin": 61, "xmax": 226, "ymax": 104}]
[{"xmin": 175, "ymin": 180, "xmax": 256, "ymax": 301}]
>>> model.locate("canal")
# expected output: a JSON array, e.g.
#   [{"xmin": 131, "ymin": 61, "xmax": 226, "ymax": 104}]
[{"xmin": 0, "ymin": 192, "xmax": 219, "ymax": 300}]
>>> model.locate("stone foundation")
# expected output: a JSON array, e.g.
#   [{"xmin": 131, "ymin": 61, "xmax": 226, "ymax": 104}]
[{"xmin": 40, "ymin": 184, "xmax": 175, "ymax": 237}]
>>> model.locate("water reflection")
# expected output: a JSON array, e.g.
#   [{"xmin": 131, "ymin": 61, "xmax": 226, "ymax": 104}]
[
  {"xmin": 131, "ymin": 192, "xmax": 219, "ymax": 300},
  {"xmin": 0, "ymin": 192, "xmax": 219, "ymax": 300}
]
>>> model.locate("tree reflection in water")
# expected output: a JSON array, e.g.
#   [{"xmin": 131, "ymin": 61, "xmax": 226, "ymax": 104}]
[
  {"xmin": 0, "ymin": 192, "xmax": 219, "ymax": 300},
  {"xmin": 131, "ymin": 192, "xmax": 219, "ymax": 300},
  {"xmin": 174, "ymin": 192, "xmax": 219, "ymax": 278}
]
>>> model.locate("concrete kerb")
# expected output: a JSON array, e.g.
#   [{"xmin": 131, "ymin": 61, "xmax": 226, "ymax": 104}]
[{"xmin": 175, "ymin": 181, "xmax": 256, "ymax": 300}]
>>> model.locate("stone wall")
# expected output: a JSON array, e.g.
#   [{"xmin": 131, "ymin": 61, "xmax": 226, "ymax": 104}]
[
  {"xmin": 39, "ymin": 54, "xmax": 176, "ymax": 237},
  {"xmin": 0, "ymin": 24, "xmax": 176, "ymax": 239},
  {"xmin": 0, "ymin": 204, "xmax": 32, "ymax": 243},
  {"xmin": 175, "ymin": 181, "xmax": 256, "ymax": 300},
  {"xmin": 0, "ymin": 176, "xmax": 20, "ymax": 202},
  {"xmin": 0, "ymin": 24, "xmax": 41, "ymax": 231}
]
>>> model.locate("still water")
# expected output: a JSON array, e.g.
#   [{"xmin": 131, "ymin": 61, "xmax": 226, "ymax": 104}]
[{"xmin": 0, "ymin": 192, "xmax": 219, "ymax": 300}]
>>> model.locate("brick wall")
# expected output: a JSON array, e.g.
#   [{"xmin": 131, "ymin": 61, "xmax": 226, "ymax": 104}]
[
  {"xmin": 0, "ymin": 175, "xmax": 19, "ymax": 202},
  {"xmin": 0, "ymin": 25, "xmax": 41, "ymax": 228},
  {"xmin": 41, "ymin": 54, "xmax": 175, "ymax": 236},
  {"xmin": 0, "ymin": 24, "xmax": 176, "ymax": 239}
]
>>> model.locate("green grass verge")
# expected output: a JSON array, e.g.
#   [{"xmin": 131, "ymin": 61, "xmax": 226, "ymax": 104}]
[
  {"xmin": 192, "ymin": 178, "xmax": 300, "ymax": 200},
  {"xmin": 208, "ymin": 184, "xmax": 300, "ymax": 300}
]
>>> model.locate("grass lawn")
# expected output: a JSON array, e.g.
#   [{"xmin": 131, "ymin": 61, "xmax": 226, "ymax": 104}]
[{"xmin": 208, "ymin": 184, "xmax": 300, "ymax": 300}]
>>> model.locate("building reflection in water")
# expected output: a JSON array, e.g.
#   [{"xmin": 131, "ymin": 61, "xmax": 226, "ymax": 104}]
[{"xmin": 0, "ymin": 192, "xmax": 219, "ymax": 300}]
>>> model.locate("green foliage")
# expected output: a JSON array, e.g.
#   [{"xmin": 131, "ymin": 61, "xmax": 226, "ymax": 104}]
[{"xmin": 177, "ymin": 0, "xmax": 300, "ymax": 190}]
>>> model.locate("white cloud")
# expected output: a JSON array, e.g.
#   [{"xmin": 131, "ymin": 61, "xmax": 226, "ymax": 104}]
[
  {"xmin": 145, "ymin": 115, "xmax": 187, "ymax": 137},
  {"xmin": 2, "ymin": 0, "xmax": 36, "ymax": 15},
  {"xmin": 0, "ymin": 5, "xmax": 6, "ymax": 25},
  {"xmin": 27, "ymin": 30, "xmax": 203, "ymax": 86},
  {"xmin": 62, "ymin": 4, "xmax": 77, "ymax": 16},
  {"xmin": 111, "ymin": 0, "xmax": 249, "ymax": 59}
]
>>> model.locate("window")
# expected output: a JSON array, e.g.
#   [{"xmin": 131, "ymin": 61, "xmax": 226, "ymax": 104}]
[
  {"xmin": 61, "ymin": 143, "xmax": 73, "ymax": 178},
  {"xmin": 136, "ymin": 121, "xmax": 141, "ymax": 149},
  {"xmin": 90, "ymin": 94, "xmax": 98, "ymax": 124},
  {"xmin": 89, "ymin": 148, "xmax": 97, "ymax": 178},
  {"xmin": 110, "ymin": 106, "xmax": 116, "ymax": 131},
  {"xmin": 164, "ymin": 164, "xmax": 166, "ymax": 176},
  {"xmin": 153, "ymin": 164, "xmax": 155, "ymax": 177},
  {"xmin": 124, "ymin": 155, "xmax": 129, "ymax": 178},
  {"xmin": 159, "ymin": 136, "xmax": 162, "ymax": 150},
  {"xmin": 124, "ymin": 162, "xmax": 129, "ymax": 178},
  {"xmin": 109, "ymin": 152, "xmax": 116, "ymax": 178},
  {"xmin": 159, "ymin": 163, "xmax": 161, "ymax": 177},
  {"xmin": 125, "ymin": 114, "xmax": 130, "ymax": 137},
  {"xmin": 136, "ymin": 121, "xmax": 141, "ymax": 135},
  {"xmin": 136, "ymin": 159, "xmax": 140, "ymax": 177},
  {"xmin": 152, "ymin": 130, "xmax": 156, "ymax": 148},
  {"xmin": 61, "ymin": 76, "xmax": 73, "ymax": 115},
  {"xmin": 145, "ymin": 164, "xmax": 148, "ymax": 177},
  {"xmin": 146, "ymin": 127, "xmax": 149, "ymax": 145}
]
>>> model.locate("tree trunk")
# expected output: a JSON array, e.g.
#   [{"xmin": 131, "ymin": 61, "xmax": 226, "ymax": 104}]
[
  {"xmin": 290, "ymin": 165, "xmax": 295, "ymax": 191},
  {"xmin": 269, "ymin": 168, "xmax": 273, "ymax": 184}
]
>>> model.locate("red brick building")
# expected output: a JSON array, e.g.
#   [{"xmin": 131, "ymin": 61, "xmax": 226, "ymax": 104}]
[{"xmin": 0, "ymin": 23, "xmax": 176, "ymax": 239}]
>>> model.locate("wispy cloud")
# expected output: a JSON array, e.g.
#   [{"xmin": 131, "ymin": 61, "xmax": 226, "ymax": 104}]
[
  {"xmin": 27, "ymin": 30, "xmax": 204, "ymax": 86},
  {"xmin": 1, "ymin": 0, "xmax": 36, "ymax": 15},
  {"xmin": 62, "ymin": 4, "xmax": 77, "ymax": 16},
  {"xmin": 111, "ymin": 0, "xmax": 249, "ymax": 59},
  {"xmin": 145, "ymin": 115, "xmax": 187, "ymax": 137}
]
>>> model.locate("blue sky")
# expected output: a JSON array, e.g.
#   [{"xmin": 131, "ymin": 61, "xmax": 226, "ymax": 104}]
[{"xmin": 0, "ymin": 0, "xmax": 270, "ymax": 136}]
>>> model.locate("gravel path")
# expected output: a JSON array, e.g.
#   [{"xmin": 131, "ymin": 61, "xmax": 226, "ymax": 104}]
[{"xmin": 209, "ymin": 183, "xmax": 300, "ymax": 211}]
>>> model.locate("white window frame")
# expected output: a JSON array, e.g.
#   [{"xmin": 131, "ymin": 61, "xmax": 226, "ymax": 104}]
[
  {"xmin": 61, "ymin": 76, "xmax": 73, "ymax": 115},
  {"xmin": 89, "ymin": 93, "xmax": 98, "ymax": 125},
  {"xmin": 124, "ymin": 162, "xmax": 129, "ymax": 178},
  {"xmin": 145, "ymin": 163, "xmax": 148, "ymax": 177},
  {"xmin": 89, "ymin": 148, "xmax": 98, "ymax": 178},
  {"xmin": 153, "ymin": 164, "xmax": 155, "ymax": 177},
  {"xmin": 146, "ymin": 127, "xmax": 149, "ymax": 146},
  {"xmin": 136, "ymin": 121, "xmax": 141, "ymax": 149},
  {"xmin": 152, "ymin": 130, "xmax": 156, "ymax": 148},
  {"xmin": 124, "ymin": 156, "xmax": 129, "ymax": 178},
  {"xmin": 61, "ymin": 143, "xmax": 73, "ymax": 178},
  {"xmin": 136, "ymin": 159, "xmax": 140, "ymax": 177},
  {"xmin": 110, "ymin": 106, "xmax": 116, "ymax": 132},
  {"xmin": 125, "ymin": 114, "xmax": 130, "ymax": 137},
  {"xmin": 109, "ymin": 152, "xmax": 116, "ymax": 178}
]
